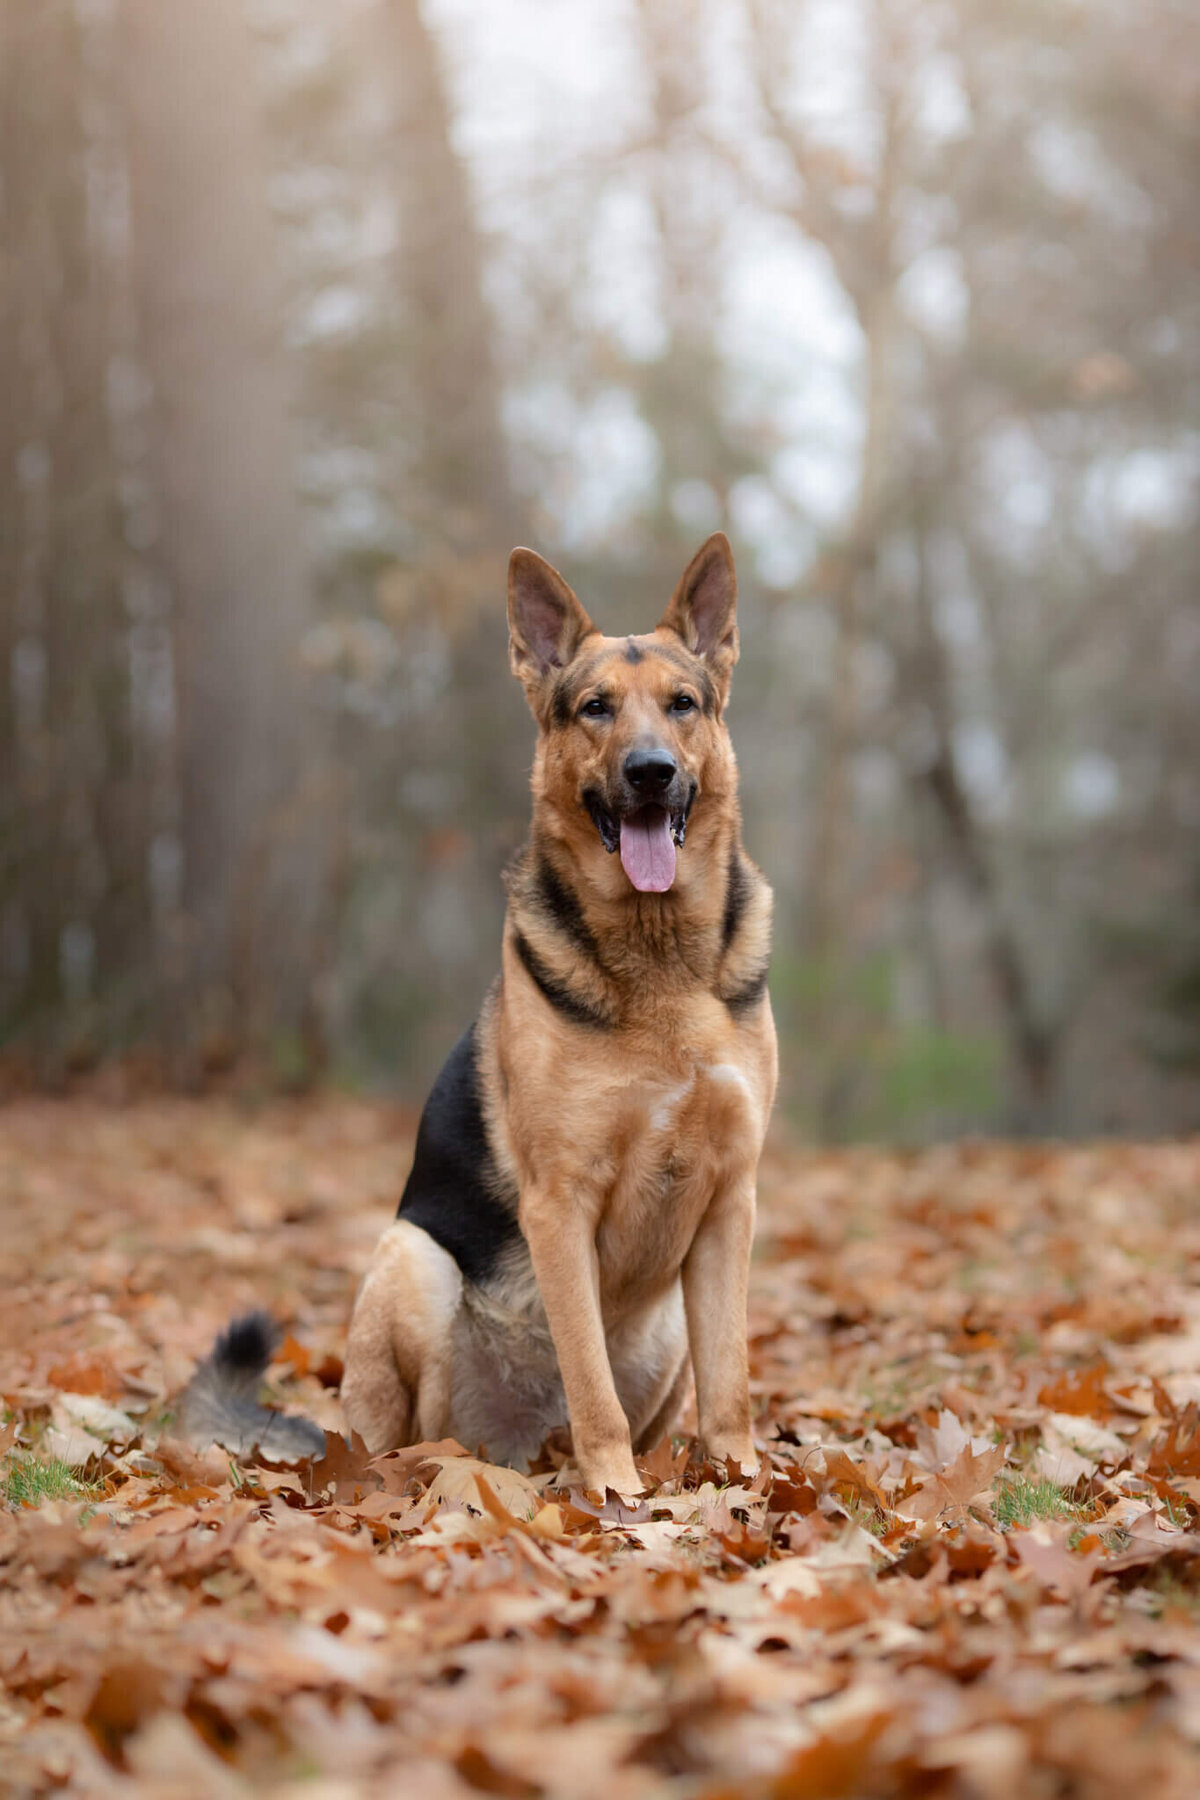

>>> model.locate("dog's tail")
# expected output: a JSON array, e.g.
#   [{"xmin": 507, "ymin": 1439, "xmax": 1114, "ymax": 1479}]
[{"xmin": 179, "ymin": 1312, "xmax": 326, "ymax": 1462}]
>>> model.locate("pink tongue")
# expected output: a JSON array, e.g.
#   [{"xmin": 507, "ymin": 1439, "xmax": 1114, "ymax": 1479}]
[{"xmin": 619, "ymin": 808, "xmax": 677, "ymax": 893}]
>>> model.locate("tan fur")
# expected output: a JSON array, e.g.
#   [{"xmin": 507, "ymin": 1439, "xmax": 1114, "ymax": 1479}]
[{"xmin": 342, "ymin": 534, "xmax": 777, "ymax": 1495}]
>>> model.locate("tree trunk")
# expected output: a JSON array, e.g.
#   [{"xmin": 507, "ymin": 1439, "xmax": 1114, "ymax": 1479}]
[
  {"xmin": 0, "ymin": 0, "xmax": 135, "ymax": 1071},
  {"xmin": 909, "ymin": 502, "xmax": 1060, "ymax": 1132},
  {"xmin": 384, "ymin": 0, "xmax": 515, "ymax": 537},
  {"xmin": 118, "ymin": 0, "xmax": 321, "ymax": 1074}
]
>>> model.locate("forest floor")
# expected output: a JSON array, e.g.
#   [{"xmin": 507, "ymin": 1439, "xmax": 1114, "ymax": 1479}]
[{"xmin": 3, "ymin": 1100, "xmax": 1200, "ymax": 1797}]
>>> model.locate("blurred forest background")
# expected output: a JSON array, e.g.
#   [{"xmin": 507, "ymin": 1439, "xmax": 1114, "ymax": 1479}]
[{"xmin": 1, "ymin": 0, "xmax": 1198, "ymax": 1139}]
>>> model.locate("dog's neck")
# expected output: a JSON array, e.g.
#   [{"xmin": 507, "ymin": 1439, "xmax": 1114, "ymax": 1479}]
[
  {"xmin": 509, "ymin": 801, "xmax": 758, "ymax": 1010},
  {"xmin": 504, "ymin": 802, "xmax": 771, "ymax": 1030}
]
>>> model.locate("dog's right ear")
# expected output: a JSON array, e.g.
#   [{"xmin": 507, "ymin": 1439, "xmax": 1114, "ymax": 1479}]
[{"xmin": 508, "ymin": 548, "xmax": 597, "ymax": 715}]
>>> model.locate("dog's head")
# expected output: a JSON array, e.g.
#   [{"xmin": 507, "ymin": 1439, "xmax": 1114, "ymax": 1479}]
[{"xmin": 508, "ymin": 534, "xmax": 740, "ymax": 895}]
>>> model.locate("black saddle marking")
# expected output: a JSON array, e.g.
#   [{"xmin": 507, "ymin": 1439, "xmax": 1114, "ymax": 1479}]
[{"xmin": 396, "ymin": 1022, "xmax": 520, "ymax": 1285}]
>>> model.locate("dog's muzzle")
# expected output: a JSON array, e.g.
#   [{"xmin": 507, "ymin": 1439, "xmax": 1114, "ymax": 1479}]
[{"xmin": 584, "ymin": 770, "xmax": 697, "ymax": 893}]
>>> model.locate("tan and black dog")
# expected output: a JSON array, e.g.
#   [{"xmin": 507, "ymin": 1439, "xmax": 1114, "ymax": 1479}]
[{"xmin": 335, "ymin": 532, "xmax": 776, "ymax": 1497}]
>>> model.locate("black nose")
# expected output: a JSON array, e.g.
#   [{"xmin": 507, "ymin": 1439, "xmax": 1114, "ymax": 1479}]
[{"xmin": 624, "ymin": 748, "xmax": 677, "ymax": 794}]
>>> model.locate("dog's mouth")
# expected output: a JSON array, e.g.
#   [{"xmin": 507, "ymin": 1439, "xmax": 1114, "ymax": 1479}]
[{"xmin": 584, "ymin": 791, "xmax": 694, "ymax": 894}]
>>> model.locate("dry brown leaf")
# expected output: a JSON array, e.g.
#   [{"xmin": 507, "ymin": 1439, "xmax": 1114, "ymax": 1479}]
[
  {"xmin": 819, "ymin": 1447, "xmax": 890, "ymax": 1511},
  {"xmin": 5, "ymin": 1106, "xmax": 1200, "ymax": 1796},
  {"xmin": 899, "ymin": 1440, "xmax": 1007, "ymax": 1522},
  {"xmin": 422, "ymin": 1453, "xmax": 544, "ymax": 1519}
]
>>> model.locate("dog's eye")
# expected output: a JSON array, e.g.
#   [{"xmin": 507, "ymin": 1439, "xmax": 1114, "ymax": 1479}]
[
  {"xmin": 671, "ymin": 693, "xmax": 697, "ymax": 714},
  {"xmin": 581, "ymin": 696, "xmax": 609, "ymax": 719}
]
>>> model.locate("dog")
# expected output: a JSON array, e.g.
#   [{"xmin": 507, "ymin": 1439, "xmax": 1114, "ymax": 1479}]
[
  {"xmin": 183, "ymin": 535, "xmax": 775, "ymax": 1490},
  {"xmin": 337, "ymin": 532, "xmax": 777, "ymax": 1497}
]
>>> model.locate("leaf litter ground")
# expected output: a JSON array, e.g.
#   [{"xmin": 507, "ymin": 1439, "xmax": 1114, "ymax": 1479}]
[{"xmin": 3, "ymin": 1100, "xmax": 1200, "ymax": 1797}]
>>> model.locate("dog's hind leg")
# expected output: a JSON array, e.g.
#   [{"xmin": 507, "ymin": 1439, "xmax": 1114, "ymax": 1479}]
[{"xmin": 341, "ymin": 1221, "xmax": 463, "ymax": 1454}]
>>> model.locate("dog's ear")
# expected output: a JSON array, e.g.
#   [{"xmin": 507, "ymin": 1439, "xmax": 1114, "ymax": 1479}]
[
  {"xmin": 657, "ymin": 532, "xmax": 739, "ymax": 706},
  {"xmin": 508, "ymin": 548, "xmax": 597, "ymax": 714}
]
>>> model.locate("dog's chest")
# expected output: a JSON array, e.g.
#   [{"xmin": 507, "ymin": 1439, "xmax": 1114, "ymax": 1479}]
[{"xmin": 595, "ymin": 1056, "xmax": 761, "ymax": 1299}]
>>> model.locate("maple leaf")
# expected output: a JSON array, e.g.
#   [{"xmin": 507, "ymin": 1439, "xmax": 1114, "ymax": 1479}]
[
  {"xmin": 914, "ymin": 1408, "xmax": 973, "ymax": 1471},
  {"xmin": 819, "ymin": 1447, "xmax": 890, "ymax": 1511},
  {"xmin": 1038, "ymin": 1362, "xmax": 1115, "ymax": 1419},
  {"xmin": 372, "ymin": 1436, "xmax": 471, "ymax": 1493},
  {"xmin": 308, "ymin": 1430, "xmax": 380, "ymax": 1500},
  {"xmin": 152, "ymin": 1434, "xmax": 230, "ymax": 1490},
  {"xmin": 45, "ymin": 1354, "xmax": 129, "ymax": 1400},
  {"xmin": 421, "ymin": 1455, "xmax": 544, "ymax": 1520},
  {"xmin": 1148, "ymin": 1404, "xmax": 1200, "ymax": 1480},
  {"xmin": 566, "ymin": 1487, "xmax": 654, "ymax": 1527},
  {"xmin": 899, "ymin": 1441, "xmax": 1007, "ymax": 1523}
]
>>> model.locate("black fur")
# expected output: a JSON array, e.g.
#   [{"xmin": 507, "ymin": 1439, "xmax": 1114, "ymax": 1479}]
[
  {"xmin": 583, "ymin": 789, "xmax": 620, "ymax": 854},
  {"xmin": 212, "ymin": 1311, "xmax": 277, "ymax": 1382},
  {"xmin": 673, "ymin": 779, "xmax": 698, "ymax": 847},
  {"xmin": 396, "ymin": 1022, "xmax": 522, "ymax": 1284},
  {"xmin": 721, "ymin": 849, "xmax": 749, "ymax": 953},
  {"xmin": 512, "ymin": 930, "xmax": 612, "ymax": 1030},
  {"xmin": 722, "ymin": 962, "xmax": 770, "ymax": 1020},
  {"xmin": 533, "ymin": 854, "xmax": 603, "ymax": 964}
]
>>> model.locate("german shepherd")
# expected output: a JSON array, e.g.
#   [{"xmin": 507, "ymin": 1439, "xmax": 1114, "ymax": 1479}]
[
  {"xmin": 185, "ymin": 534, "xmax": 776, "ymax": 1495},
  {"xmin": 338, "ymin": 532, "xmax": 776, "ymax": 1497}
]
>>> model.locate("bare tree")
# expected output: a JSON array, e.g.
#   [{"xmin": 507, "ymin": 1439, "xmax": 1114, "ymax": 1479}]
[{"xmin": 730, "ymin": 0, "xmax": 1191, "ymax": 1128}]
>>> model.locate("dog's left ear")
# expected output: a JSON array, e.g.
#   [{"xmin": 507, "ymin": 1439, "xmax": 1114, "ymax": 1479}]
[
  {"xmin": 657, "ymin": 532, "xmax": 739, "ymax": 707},
  {"xmin": 508, "ymin": 548, "xmax": 597, "ymax": 717}
]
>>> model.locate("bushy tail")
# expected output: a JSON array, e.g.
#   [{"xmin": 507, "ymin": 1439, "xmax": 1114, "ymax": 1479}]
[{"xmin": 179, "ymin": 1311, "xmax": 326, "ymax": 1462}]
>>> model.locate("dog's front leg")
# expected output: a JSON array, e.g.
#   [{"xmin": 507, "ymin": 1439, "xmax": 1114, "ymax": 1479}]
[
  {"xmin": 522, "ymin": 1192, "xmax": 642, "ymax": 1498},
  {"xmin": 682, "ymin": 1174, "xmax": 758, "ymax": 1473}
]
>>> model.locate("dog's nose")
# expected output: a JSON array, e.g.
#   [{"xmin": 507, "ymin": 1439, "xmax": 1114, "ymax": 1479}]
[{"xmin": 624, "ymin": 748, "xmax": 677, "ymax": 794}]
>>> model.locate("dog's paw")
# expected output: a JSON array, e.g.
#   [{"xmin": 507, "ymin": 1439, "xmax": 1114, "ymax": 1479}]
[
  {"xmin": 578, "ymin": 1455, "xmax": 643, "ymax": 1503},
  {"xmin": 706, "ymin": 1436, "xmax": 759, "ymax": 1479}
]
